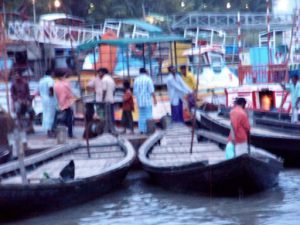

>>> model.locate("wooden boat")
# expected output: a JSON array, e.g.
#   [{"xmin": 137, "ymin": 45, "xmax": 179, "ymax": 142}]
[
  {"xmin": 218, "ymin": 107, "xmax": 300, "ymax": 132},
  {"xmin": 197, "ymin": 110, "xmax": 300, "ymax": 165},
  {"xmin": 0, "ymin": 134, "xmax": 135, "ymax": 219},
  {"xmin": 0, "ymin": 147, "xmax": 10, "ymax": 164},
  {"xmin": 138, "ymin": 123, "xmax": 282, "ymax": 195}
]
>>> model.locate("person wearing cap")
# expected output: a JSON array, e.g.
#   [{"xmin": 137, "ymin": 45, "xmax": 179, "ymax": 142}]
[
  {"xmin": 166, "ymin": 65, "xmax": 192, "ymax": 122},
  {"xmin": 281, "ymin": 74, "xmax": 300, "ymax": 123},
  {"xmin": 228, "ymin": 97, "xmax": 251, "ymax": 156}
]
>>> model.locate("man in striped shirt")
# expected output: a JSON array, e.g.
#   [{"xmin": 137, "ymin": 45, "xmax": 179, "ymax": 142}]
[{"xmin": 133, "ymin": 68, "xmax": 157, "ymax": 134}]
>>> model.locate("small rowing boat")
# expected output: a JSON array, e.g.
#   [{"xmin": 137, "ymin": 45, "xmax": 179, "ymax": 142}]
[
  {"xmin": 139, "ymin": 123, "xmax": 283, "ymax": 195},
  {"xmin": 0, "ymin": 134, "xmax": 135, "ymax": 219}
]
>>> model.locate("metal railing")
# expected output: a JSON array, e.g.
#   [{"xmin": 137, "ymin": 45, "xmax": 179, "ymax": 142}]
[
  {"xmin": 171, "ymin": 12, "xmax": 294, "ymax": 30},
  {"xmin": 7, "ymin": 21, "xmax": 103, "ymax": 47},
  {"xmin": 238, "ymin": 64, "xmax": 288, "ymax": 85}
]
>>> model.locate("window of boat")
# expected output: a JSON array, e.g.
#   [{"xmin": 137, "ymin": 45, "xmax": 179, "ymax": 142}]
[
  {"xmin": 188, "ymin": 54, "xmax": 207, "ymax": 74},
  {"xmin": 208, "ymin": 52, "xmax": 224, "ymax": 73},
  {"xmin": 209, "ymin": 52, "xmax": 223, "ymax": 67}
]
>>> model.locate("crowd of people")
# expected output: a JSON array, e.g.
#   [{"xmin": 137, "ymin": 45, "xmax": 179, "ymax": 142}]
[
  {"xmin": 10, "ymin": 65, "xmax": 198, "ymax": 138},
  {"xmin": 9, "ymin": 65, "xmax": 300, "ymax": 156},
  {"xmin": 9, "ymin": 64, "xmax": 300, "ymax": 164}
]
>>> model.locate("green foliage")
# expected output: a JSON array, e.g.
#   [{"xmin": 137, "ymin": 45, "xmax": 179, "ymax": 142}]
[{"xmin": 3, "ymin": 0, "xmax": 267, "ymax": 23}]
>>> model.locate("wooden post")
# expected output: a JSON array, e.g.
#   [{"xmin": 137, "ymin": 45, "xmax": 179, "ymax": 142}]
[
  {"xmin": 15, "ymin": 129, "xmax": 28, "ymax": 184},
  {"xmin": 190, "ymin": 44, "xmax": 201, "ymax": 154},
  {"xmin": 126, "ymin": 46, "xmax": 130, "ymax": 78},
  {"xmin": 148, "ymin": 44, "xmax": 153, "ymax": 78},
  {"xmin": 174, "ymin": 42, "xmax": 178, "ymax": 68},
  {"xmin": 280, "ymin": 8, "xmax": 298, "ymax": 116},
  {"xmin": 64, "ymin": 8, "xmax": 91, "ymax": 157}
]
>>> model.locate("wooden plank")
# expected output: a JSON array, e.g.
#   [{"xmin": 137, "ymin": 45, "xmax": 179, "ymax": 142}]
[
  {"xmin": 149, "ymin": 154, "xmax": 225, "ymax": 161},
  {"xmin": 150, "ymin": 155, "xmax": 225, "ymax": 166},
  {"xmin": 151, "ymin": 143, "xmax": 220, "ymax": 154},
  {"xmin": 2, "ymin": 157, "xmax": 123, "ymax": 184},
  {"xmin": 59, "ymin": 152, "xmax": 125, "ymax": 160},
  {"xmin": 197, "ymin": 129, "xmax": 228, "ymax": 145},
  {"xmin": 160, "ymin": 137, "xmax": 198, "ymax": 146}
]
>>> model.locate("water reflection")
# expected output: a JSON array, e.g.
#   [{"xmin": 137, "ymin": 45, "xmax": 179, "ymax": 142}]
[{"xmin": 5, "ymin": 170, "xmax": 300, "ymax": 225}]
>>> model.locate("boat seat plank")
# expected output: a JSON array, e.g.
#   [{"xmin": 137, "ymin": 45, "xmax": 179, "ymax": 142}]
[
  {"xmin": 59, "ymin": 151, "xmax": 125, "ymax": 160},
  {"xmin": 149, "ymin": 153, "xmax": 225, "ymax": 160},
  {"xmin": 150, "ymin": 155, "xmax": 225, "ymax": 166},
  {"xmin": 197, "ymin": 129, "xmax": 227, "ymax": 145},
  {"xmin": 151, "ymin": 143, "xmax": 220, "ymax": 154},
  {"xmin": 160, "ymin": 137, "xmax": 198, "ymax": 146},
  {"xmin": 1, "ymin": 157, "xmax": 123, "ymax": 184},
  {"xmin": 74, "ymin": 146, "xmax": 121, "ymax": 154}
]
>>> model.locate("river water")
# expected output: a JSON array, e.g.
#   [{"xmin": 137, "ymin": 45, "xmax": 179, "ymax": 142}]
[{"xmin": 4, "ymin": 169, "xmax": 300, "ymax": 225}]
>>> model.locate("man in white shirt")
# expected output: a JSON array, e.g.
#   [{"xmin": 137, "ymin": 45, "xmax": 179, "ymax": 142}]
[
  {"xmin": 38, "ymin": 70, "xmax": 57, "ymax": 137},
  {"xmin": 166, "ymin": 65, "xmax": 192, "ymax": 122},
  {"xmin": 87, "ymin": 70, "xmax": 105, "ymax": 119},
  {"xmin": 99, "ymin": 68, "xmax": 117, "ymax": 134}
]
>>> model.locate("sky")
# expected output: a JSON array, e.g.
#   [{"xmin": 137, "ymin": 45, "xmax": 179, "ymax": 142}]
[{"xmin": 273, "ymin": 0, "xmax": 298, "ymax": 15}]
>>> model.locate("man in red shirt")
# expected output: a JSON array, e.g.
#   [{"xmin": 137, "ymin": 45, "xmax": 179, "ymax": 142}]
[
  {"xmin": 228, "ymin": 97, "xmax": 251, "ymax": 156},
  {"xmin": 52, "ymin": 73, "xmax": 75, "ymax": 138}
]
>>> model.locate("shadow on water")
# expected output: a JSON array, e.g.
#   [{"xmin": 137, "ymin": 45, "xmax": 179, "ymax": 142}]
[{"xmin": 3, "ymin": 170, "xmax": 300, "ymax": 225}]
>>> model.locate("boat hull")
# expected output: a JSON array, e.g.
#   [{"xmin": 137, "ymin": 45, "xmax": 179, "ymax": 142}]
[
  {"xmin": 0, "ymin": 166, "xmax": 130, "ymax": 218},
  {"xmin": 0, "ymin": 137, "xmax": 136, "ymax": 219},
  {"xmin": 138, "ymin": 127, "xmax": 282, "ymax": 196},
  {"xmin": 143, "ymin": 154, "xmax": 281, "ymax": 195}
]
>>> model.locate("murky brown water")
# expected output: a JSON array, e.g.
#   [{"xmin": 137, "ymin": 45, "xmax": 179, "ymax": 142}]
[{"xmin": 3, "ymin": 170, "xmax": 300, "ymax": 225}]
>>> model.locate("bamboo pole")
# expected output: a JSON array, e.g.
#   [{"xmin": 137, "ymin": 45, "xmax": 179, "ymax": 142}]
[
  {"xmin": 190, "ymin": 43, "xmax": 200, "ymax": 154},
  {"xmin": 280, "ymin": 8, "xmax": 299, "ymax": 116},
  {"xmin": 15, "ymin": 128, "xmax": 28, "ymax": 184},
  {"xmin": 62, "ymin": 7, "xmax": 91, "ymax": 157}
]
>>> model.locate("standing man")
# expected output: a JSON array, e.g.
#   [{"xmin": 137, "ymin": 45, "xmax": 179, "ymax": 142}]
[
  {"xmin": 53, "ymin": 73, "xmax": 75, "ymax": 138},
  {"xmin": 100, "ymin": 68, "xmax": 117, "ymax": 134},
  {"xmin": 179, "ymin": 65, "xmax": 196, "ymax": 91},
  {"xmin": 228, "ymin": 97, "xmax": 251, "ymax": 156},
  {"xmin": 166, "ymin": 65, "xmax": 192, "ymax": 122},
  {"xmin": 38, "ymin": 70, "xmax": 57, "ymax": 137},
  {"xmin": 87, "ymin": 69, "xmax": 105, "ymax": 120},
  {"xmin": 281, "ymin": 74, "xmax": 300, "ymax": 123},
  {"xmin": 133, "ymin": 68, "xmax": 157, "ymax": 134},
  {"xmin": 10, "ymin": 71, "xmax": 35, "ymax": 133}
]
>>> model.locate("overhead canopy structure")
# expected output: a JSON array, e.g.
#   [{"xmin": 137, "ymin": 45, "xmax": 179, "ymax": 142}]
[
  {"xmin": 77, "ymin": 35, "xmax": 191, "ymax": 52},
  {"xmin": 121, "ymin": 19, "xmax": 163, "ymax": 33}
]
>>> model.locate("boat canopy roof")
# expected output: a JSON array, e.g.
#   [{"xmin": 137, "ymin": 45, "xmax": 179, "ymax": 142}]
[
  {"xmin": 121, "ymin": 19, "xmax": 162, "ymax": 33},
  {"xmin": 77, "ymin": 35, "xmax": 191, "ymax": 51}
]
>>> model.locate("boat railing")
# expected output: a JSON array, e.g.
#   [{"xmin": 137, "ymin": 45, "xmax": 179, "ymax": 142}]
[
  {"xmin": 238, "ymin": 64, "xmax": 289, "ymax": 85},
  {"xmin": 7, "ymin": 21, "xmax": 103, "ymax": 47}
]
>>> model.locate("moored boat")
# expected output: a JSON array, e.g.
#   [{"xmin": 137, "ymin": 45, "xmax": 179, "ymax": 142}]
[
  {"xmin": 138, "ymin": 123, "xmax": 282, "ymax": 196},
  {"xmin": 197, "ymin": 110, "xmax": 300, "ymax": 165},
  {"xmin": 0, "ymin": 148, "xmax": 10, "ymax": 164},
  {"xmin": 0, "ymin": 134, "xmax": 135, "ymax": 219}
]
